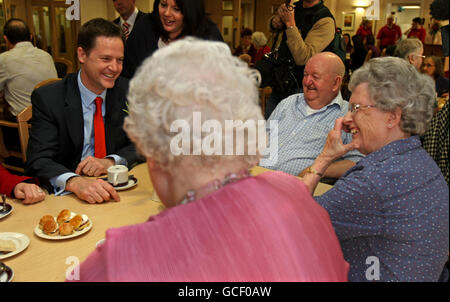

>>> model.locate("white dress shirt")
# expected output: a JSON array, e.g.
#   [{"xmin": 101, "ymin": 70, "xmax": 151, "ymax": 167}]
[
  {"xmin": 119, "ymin": 7, "xmax": 139, "ymax": 33},
  {"xmin": 0, "ymin": 42, "xmax": 57, "ymax": 116}
]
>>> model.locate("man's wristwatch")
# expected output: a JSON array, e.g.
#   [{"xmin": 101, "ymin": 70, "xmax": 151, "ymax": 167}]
[{"xmin": 305, "ymin": 166, "xmax": 323, "ymax": 178}]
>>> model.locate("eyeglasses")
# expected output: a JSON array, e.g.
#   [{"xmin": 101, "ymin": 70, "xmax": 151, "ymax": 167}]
[
  {"xmin": 348, "ymin": 103, "xmax": 376, "ymax": 114},
  {"xmin": 412, "ymin": 54, "xmax": 426, "ymax": 59},
  {"xmin": 423, "ymin": 63, "xmax": 435, "ymax": 68}
]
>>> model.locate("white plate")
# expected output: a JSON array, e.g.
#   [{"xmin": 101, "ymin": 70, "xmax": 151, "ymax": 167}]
[
  {"xmin": 0, "ymin": 264, "xmax": 14, "ymax": 282},
  {"xmin": 0, "ymin": 203, "xmax": 13, "ymax": 220},
  {"xmin": 34, "ymin": 219, "xmax": 92, "ymax": 240},
  {"xmin": 0, "ymin": 232, "xmax": 30, "ymax": 260}
]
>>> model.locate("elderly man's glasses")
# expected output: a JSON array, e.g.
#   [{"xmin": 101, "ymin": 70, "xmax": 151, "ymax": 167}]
[
  {"xmin": 348, "ymin": 103, "xmax": 376, "ymax": 114},
  {"xmin": 412, "ymin": 54, "xmax": 426, "ymax": 59}
]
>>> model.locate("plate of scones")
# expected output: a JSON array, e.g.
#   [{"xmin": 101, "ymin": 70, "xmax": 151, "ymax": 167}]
[{"xmin": 34, "ymin": 209, "xmax": 92, "ymax": 240}]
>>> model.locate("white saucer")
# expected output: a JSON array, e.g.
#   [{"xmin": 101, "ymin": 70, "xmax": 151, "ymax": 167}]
[
  {"xmin": 0, "ymin": 232, "xmax": 30, "ymax": 260},
  {"xmin": 0, "ymin": 203, "xmax": 13, "ymax": 220},
  {"xmin": 114, "ymin": 177, "xmax": 138, "ymax": 191},
  {"xmin": 0, "ymin": 264, "xmax": 13, "ymax": 282}
]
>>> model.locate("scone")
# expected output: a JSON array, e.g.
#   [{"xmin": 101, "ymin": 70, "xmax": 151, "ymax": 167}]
[
  {"xmin": 43, "ymin": 219, "xmax": 59, "ymax": 236},
  {"xmin": 70, "ymin": 214, "xmax": 90, "ymax": 231},
  {"xmin": 39, "ymin": 215, "xmax": 54, "ymax": 230},
  {"xmin": 57, "ymin": 209, "xmax": 71, "ymax": 225},
  {"xmin": 59, "ymin": 222, "xmax": 74, "ymax": 236}
]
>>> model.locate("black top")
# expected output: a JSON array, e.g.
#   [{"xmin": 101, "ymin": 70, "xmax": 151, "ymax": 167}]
[
  {"xmin": 122, "ymin": 13, "xmax": 224, "ymax": 79},
  {"xmin": 275, "ymin": 0, "xmax": 335, "ymax": 96}
]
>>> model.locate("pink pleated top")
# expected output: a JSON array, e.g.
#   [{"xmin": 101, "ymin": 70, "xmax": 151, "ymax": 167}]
[{"xmin": 70, "ymin": 171, "xmax": 349, "ymax": 282}]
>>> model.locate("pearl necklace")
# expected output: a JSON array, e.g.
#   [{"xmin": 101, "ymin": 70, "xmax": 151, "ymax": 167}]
[{"xmin": 179, "ymin": 170, "xmax": 251, "ymax": 205}]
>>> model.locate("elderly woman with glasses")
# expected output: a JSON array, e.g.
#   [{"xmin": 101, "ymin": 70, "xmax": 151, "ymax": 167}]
[
  {"xmin": 303, "ymin": 57, "xmax": 449, "ymax": 282},
  {"xmin": 69, "ymin": 38, "xmax": 349, "ymax": 282},
  {"xmin": 421, "ymin": 56, "xmax": 449, "ymax": 98}
]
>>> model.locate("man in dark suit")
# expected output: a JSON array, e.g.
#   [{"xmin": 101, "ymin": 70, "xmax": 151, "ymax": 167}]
[
  {"xmin": 26, "ymin": 18, "xmax": 140, "ymax": 204},
  {"xmin": 112, "ymin": 0, "xmax": 145, "ymax": 40}
]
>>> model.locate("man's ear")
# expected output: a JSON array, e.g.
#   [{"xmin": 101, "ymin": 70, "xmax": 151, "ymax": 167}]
[
  {"xmin": 407, "ymin": 54, "xmax": 415, "ymax": 65},
  {"xmin": 77, "ymin": 46, "xmax": 88, "ymax": 64},
  {"xmin": 333, "ymin": 76, "xmax": 343, "ymax": 93}
]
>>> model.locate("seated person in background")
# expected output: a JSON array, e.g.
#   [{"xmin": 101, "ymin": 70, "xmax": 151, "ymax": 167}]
[
  {"xmin": 421, "ymin": 56, "xmax": 449, "ymax": 97},
  {"xmin": 69, "ymin": 38, "xmax": 349, "ymax": 282},
  {"xmin": 0, "ymin": 18, "xmax": 57, "ymax": 119},
  {"xmin": 261, "ymin": 52, "xmax": 363, "ymax": 178},
  {"xmin": 234, "ymin": 28, "xmax": 257, "ymax": 61},
  {"xmin": 422, "ymin": 101, "xmax": 449, "ymax": 186},
  {"xmin": 363, "ymin": 34, "xmax": 380, "ymax": 61},
  {"xmin": 350, "ymin": 34, "xmax": 367, "ymax": 71},
  {"xmin": 0, "ymin": 164, "xmax": 45, "ymax": 204},
  {"xmin": 251, "ymin": 31, "xmax": 271, "ymax": 63},
  {"xmin": 303, "ymin": 57, "xmax": 449, "ymax": 281},
  {"xmin": 394, "ymin": 38, "xmax": 424, "ymax": 71},
  {"xmin": 343, "ymin": 33, "xmax": 353, "ymax": 55},
  {"xmin": 25, "ymin": 18, "xmax": 141, "ymax": 204}
]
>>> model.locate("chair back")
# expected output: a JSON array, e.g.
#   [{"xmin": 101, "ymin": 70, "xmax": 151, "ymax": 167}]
[
  {"xmin": 34, "ymin": 78, "xmax": 61, "ymax": 90},
  {"xmin": 54, "ymin": 57, "xmax": 74, "ymax": 78},
  {"xmin": 0, "ymin": 105, "xmax": 32, "ymax": 172},
  {"xmin": 16, "ymin": 106, "xmax": 32, "ymax": 161},
  {"xmin": 0, "ymin": 77, "xmax": 61, "ymax": 172}
]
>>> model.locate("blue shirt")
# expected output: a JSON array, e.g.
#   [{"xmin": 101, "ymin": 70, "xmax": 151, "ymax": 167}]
[
  {"xmin": 261, "ymin": 92, "xmax": 363, "ymax": 175},
  {"xmin": 49, "ymin": 71, "xmax": 127, "ymax": 195},
  {"xmin": 316, "ymin": 136, "xmax": 449, "ymax": 281}
]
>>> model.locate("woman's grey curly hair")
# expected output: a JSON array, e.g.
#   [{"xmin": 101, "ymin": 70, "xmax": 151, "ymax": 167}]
[
  {"xmin": 124, "ymin": 38, "xmax": 264, "ymax": 169},
  {"xmin": 349, "ymin": 56, "xmax": 435, "ymax": 135}
]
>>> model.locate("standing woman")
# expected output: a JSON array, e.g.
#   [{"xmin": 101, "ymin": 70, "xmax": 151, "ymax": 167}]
[
  {"xmin": 405, "ymin": 17, "xmax": 427, "ymax": 43},
  {"xmin": 356, "ymin": 19, "xmax": 373, "ymax": 40},
  {"xmin": 122, "ymin": 0, "xmax": 223, "ymax": 78}
]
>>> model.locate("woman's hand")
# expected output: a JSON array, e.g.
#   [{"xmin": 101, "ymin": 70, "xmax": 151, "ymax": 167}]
[
  {"xmin": 14, "ymin": 183, "xmax": 46, "ymax": 205},
  {"xmin": 277, "ymin": 4, "xmax": 295, "ymax": 28},
  {"xmin": 319, "ymin": 117, "xmax": 359, "ymax": 163}
]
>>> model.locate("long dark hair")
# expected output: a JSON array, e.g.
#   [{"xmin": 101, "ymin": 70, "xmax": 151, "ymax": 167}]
[{"xmin": 156, "ymin": 0, "xmax": 209, "ymax": 42}]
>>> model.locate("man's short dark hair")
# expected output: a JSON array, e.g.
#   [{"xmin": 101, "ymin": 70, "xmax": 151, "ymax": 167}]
[
  {"xmin": 3, "ymin": 18, "xmax": 31, "ymax": 44},
  {"xmin": 77, "ymin": 18, "xmax": 125, "ymax": 54}
]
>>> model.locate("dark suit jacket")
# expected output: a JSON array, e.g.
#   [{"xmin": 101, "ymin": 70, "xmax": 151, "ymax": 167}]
[
  {"xmin": 25, "ymin": 73, "xmax": 141, "ymax": 192},
  {"xmin": 113, "ymin": 10, "xmax": 145, "ymax": 28}
]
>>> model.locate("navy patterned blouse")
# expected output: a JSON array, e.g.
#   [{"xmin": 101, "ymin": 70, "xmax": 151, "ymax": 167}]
[{"xmin": 316, "ymin": 136, "xmax": 449, "ymax": 282}]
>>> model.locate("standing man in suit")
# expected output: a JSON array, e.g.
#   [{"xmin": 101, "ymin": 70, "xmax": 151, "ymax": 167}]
[
  {"xmin": 112, "ymin": 0, "xmax": 145, "ymax": 40},
  {"xmin": 26, "ymin": 18, "xmax": 141, "ymax": 204}
]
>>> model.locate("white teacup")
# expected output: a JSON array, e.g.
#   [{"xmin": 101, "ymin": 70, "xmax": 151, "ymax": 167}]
[{"xmin": 107, "ymin": 165, "xmax": 129, "ymax": 186}]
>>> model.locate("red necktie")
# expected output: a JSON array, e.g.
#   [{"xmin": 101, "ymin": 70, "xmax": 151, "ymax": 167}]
[
  {"xmin": 123, "ymin": 22, "xmax": 130, "ymax": 40},
  {"xmin": 94, "ymin": 97, "xmax": 106, "ymax": 158}
]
